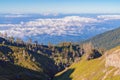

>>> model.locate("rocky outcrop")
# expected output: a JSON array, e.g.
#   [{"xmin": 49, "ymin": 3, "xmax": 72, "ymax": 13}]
[{"xmin": 105, "ymin": 49, "xmax": 120, "ymax": 68}]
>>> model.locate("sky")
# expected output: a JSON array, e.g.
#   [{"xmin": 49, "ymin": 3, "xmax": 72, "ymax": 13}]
[{"xmin": 0, "ymin": 0, "xmax": 120, "ymax": 14}]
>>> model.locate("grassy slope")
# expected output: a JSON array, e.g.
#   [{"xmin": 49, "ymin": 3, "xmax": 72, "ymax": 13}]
[
  {"xmin": 0, "ymin": 44, "xmax": 57, "ymax": 80},
  {"xmin": 54, "ymin": 46, "xmax": 120, "ymax": 80}
]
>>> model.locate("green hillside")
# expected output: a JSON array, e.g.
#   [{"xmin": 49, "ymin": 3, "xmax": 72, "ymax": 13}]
[
  {"xmin": 1, "ymin": 26, "xmax": 120, "ymax": 80},
  {"xmin": 0, "ymin": 44, "xmax": 58, "ymax": 80},
  {"xmin": 0, "ymin": 37, "xmax": 58, "ymax": 80},
  {"xmin": 0, "ymin": 37, "xmax": 83, "ymax": 80},
  {"xmin": 54, "ymin": 46, "xmax": 120, "ymax": 80},
  {"xmin": 82, "ymin": 27, "xmax": 120, "ymax": 50}
]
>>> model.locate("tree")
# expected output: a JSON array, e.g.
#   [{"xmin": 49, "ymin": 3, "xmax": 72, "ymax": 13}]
[
  {"xmin": 3, "ymin": 32, "xmax": 7, "ymax": 39},
  {"xmin": 27, "ymin": 38, "xmax": 32, "ymax": 45},
  {"xmin": 48, "ymin": 42, "xmax": 53, "ymax": 49},
  {"xmin": 34, "ymin": 40, "xmax": 38, "ymax": 47},
  {"xmin": 82, "ymin": 42, "xmax": 94, "ymax": 60},
  {"xmin": 32, "ymin": 57, "xmax": 36, "ymax": 62},
  {"xmin": 16, "ymin": 37, "xmax": 24, "ymax": 46},
  {"xmin": 8, "ymin": 36, "xmax": 14, "ymax": 44},
  {"xmin": 69, "ymin": 44, "xmax": 73, "ymax": 53},
  {"xmin": 82, "ymin": 42, "xmax": 94, "ymax": 54},
  {"xmin": 26, "ymin": 38, "xmax": 32, "ymax": 50},
  {"xmin": 0, "ymin": 32, "xmax": 3, "ymax": 37}
]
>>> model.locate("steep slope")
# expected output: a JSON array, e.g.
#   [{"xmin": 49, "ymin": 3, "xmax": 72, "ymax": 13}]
[
  {"xmin": 82, "ymin": 27, "xmax": 120, "ymax": 50},
  {"xmin": 0, "ymin": 44, "xmax": 58, "ymax": 80},
  {"xmin": 54, "ymin": 46, "xmax": 120, "ymax": 80},
  {"xmin": 0, "ymin": 37, "xmax": 82, "ymax": 80}
]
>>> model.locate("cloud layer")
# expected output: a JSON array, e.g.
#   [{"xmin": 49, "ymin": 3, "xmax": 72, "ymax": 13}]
[
  {"xmin": 3, "ymin": 14, "xmax": 29, "ymax": 18},
  {"xmin": 97, "ymin": 15, "xmax": 120, "ymax": 20},
  {"xmin": 0, "ymin": 15, "xmax": 120, "ymax": 38},
  {"xmin": 0, "ymin": 16, "xmax": 98, "ymax": 37}
]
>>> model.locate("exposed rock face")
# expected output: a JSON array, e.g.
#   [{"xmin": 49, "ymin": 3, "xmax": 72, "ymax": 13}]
[{"xmin": 105, "ymin": 49, "xmax": 120, "ymax": 68}]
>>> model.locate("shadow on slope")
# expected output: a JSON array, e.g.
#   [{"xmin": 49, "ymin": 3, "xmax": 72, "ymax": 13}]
[
  {"xmin": 53, "ymin": 68, "xmax": 75, "ymax": 80},
  {"xmin": 0, "ymin": 60, "xmax": 48, "ymax": 80},
  {"xmin": 27, "ymin": 50, "xmax": 58, "ymax": 79},
  {"xmin": 0, "ymin": 46, "xmax": 13, "ymax": 54}
]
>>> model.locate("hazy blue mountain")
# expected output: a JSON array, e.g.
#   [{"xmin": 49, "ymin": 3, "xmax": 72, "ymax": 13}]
[{"xmin": 82, "ymin": 26, "xmax": 120, "ymax": 50}]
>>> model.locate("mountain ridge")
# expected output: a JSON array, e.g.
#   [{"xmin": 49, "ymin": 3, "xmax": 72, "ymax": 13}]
[
  {"xmin": 82, "ymin": 26, "xmax": 120, "ymax": 50},
  {"xmin": 54, "ymin": 46, "xmax": 120, "ymax": 80}
]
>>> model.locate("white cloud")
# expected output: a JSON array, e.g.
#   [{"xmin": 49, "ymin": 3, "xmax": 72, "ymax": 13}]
[
  {"xmin": 0, "ymin": 16, "xmax": 103, "ymax": 38},
  {"xmin": 41, "ymin": 12, "xmax": 58, "ymax": 16},
  {"xmin": 97, "ymin": 15, "xmax": 120, "ymax": 20},
  {"xmin": 4, "ymin": 14, "xmax": 29, "ymax": 18},
  {"xmin": 25, "ymin": 16, "xmax": 98, "ymax": 27}
]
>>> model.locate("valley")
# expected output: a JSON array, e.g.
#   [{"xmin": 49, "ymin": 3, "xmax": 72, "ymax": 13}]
[
  {"xmin": 0, "ymin": 0, "xmax": 120, "ymax": 80},
  {"xmin": 0, "ymin": 26, "xmax": 120, "ymax": 80}
]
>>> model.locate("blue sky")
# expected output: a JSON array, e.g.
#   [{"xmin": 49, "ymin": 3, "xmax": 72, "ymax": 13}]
[{"xmin": 0, "ymin": 0, "xmax": 120, "ymax": 13}]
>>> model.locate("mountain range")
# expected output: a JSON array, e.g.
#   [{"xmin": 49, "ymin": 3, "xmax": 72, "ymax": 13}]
[
  {"xmin": 54, "ymin": 26, "xmax": 120, "ymax": 80},
  {"xmin": 0, "ymin": 24, "xmax": 120, "ymax": 80}
]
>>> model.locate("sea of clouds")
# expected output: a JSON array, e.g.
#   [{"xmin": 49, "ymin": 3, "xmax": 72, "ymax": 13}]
[{"xmin": 0, "ymin": 14, "xmax": 120, "ymax": 38}]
